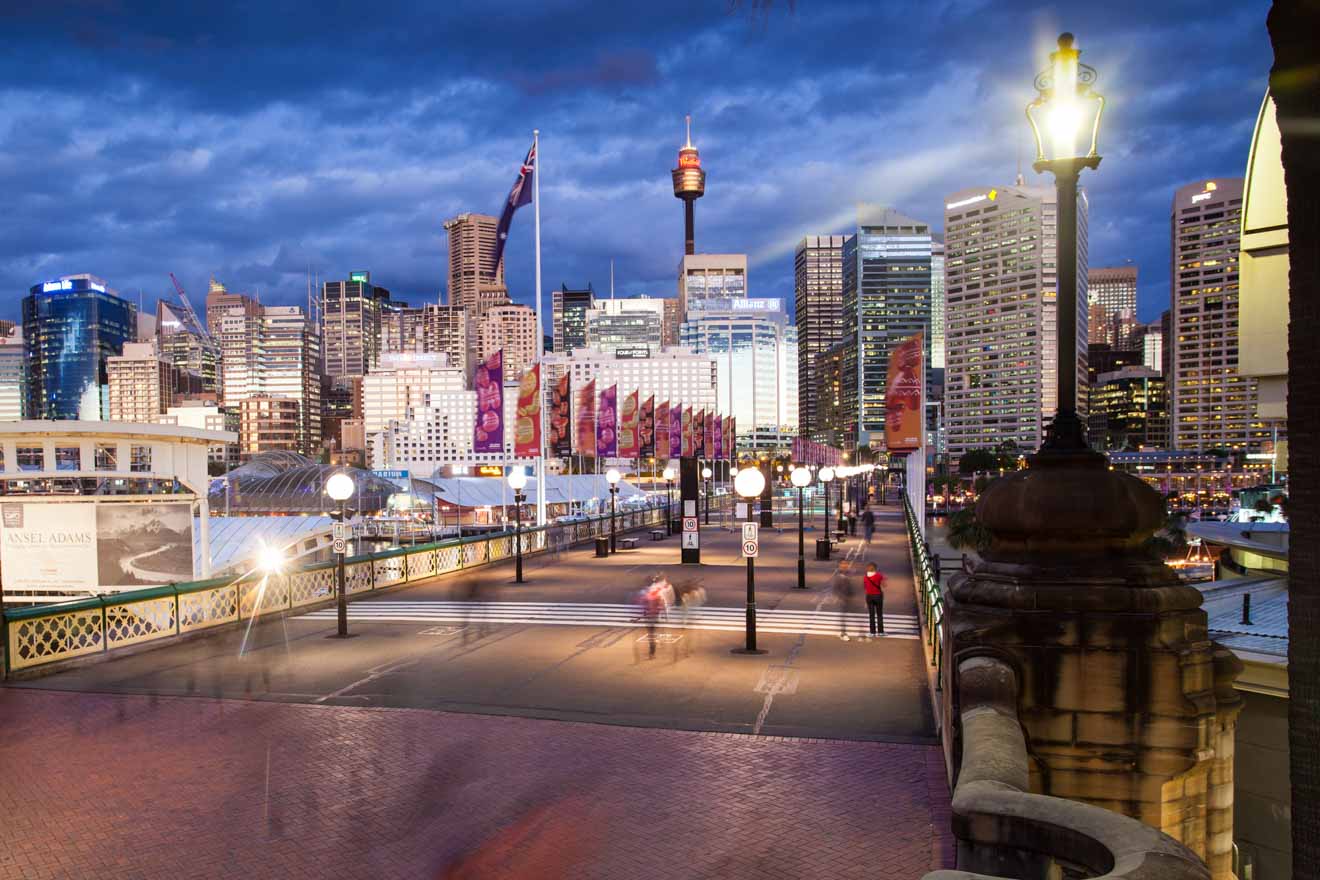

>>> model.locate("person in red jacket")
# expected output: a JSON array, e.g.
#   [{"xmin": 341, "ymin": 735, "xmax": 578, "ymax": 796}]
[{"xmin": 863, "ymin": 562, "xmax": 885, "ymax": 637}]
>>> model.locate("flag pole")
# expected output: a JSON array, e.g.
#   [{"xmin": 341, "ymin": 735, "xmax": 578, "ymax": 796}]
[{"xmin": 533, "ymin": 128, "xmax": 547, "ymax": 529}]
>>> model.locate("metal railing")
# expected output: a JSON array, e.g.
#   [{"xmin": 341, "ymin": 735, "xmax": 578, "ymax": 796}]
[
  {"xmin": 903, "ymin": 495, "xmax": 944, "ymax": 690},
  {"xmin": 3, "ymin": 502, "xmax": 672, "ymax": 675}
]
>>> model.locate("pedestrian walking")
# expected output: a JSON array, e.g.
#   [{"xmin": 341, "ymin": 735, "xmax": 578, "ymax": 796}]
[
  {"xmin": 637, "ymin": 576, "xmax": 665, "ymax": 658},
  {"xmin": 861, "ymin": 508, "xmax": 875, "ymax": 544},
  {"xmin": 863, "ymin": 562, "xmax": 885, "ymax": 637},
  {"xmin": 831, "ymin": 560, "xmax": 855, "ymax": 641}
]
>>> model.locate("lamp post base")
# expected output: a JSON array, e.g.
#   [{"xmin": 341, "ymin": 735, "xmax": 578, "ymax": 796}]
[
  {"xmin": 795, "ymin": 556, "xmax": 807, "ymax": 589},
  {"xmin": 730, "ymin": 648, "xmax": 768, "ymax": 655}
]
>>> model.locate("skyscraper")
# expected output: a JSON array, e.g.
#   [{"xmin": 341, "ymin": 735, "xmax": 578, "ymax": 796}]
[
  {"xmin": 680, "ymin": 298, "xmax": 797, "ymax": 449},
  {"xmin": 930, "ymin": 237, "xmax": 946, "ymax": 370},
  {"xmin": 677, "ymin": 254, "xmax": 747, "ymax": 318},
  {"xmin": 794, "ymin": 235, "xmax": 845, "ymax": 443},
  {"xmin": 552, "ymin": 284, "xmax": 595, "ymax": 355},
  {"xmin": 840, "ymin": 206, "xmax": 933, "ymax": 453},
  {"xmin": 23, "ymin": 274, "xmax": 137, "ymax": 420},
  {"xmin": 156, "ymin": 298, "xmax": 218, "ymax": 393},
  {"xmin": 0, "ymin": 327, "xmax": 25, "ymax": 421},
  {"xmin": 381, "ymin": 303, "xmax": 470, "ymax": 377},
  {"xmin": 585, "ymin": 297, "xmax": 666, "ymax": 357},
  {"xmin": 444, "ymin": 213, "xmax": 508, "ymax": 317},
  {"xmin": 671, "ymin": 115, "xmax": 706, "ymax": 256},
  {"xmin": 943, "ymin": 182, "xmax": 1089, "ymax": 456},
  {"xmin": 476, "ymin": 303, "xmax": 538, "ymax": 379},
  {"xmin": 321, "ymin": 270, "xmax": 396, "ymax": 379},
  {"xmin": 1170, "ymin": 178, "xmax": 1279, "ymax": 452},
  {"xmin": 1088, "ymin": 265, "xmax": 1138, "ymax": 346},
  {"xmin": 106, "ymin": 342, "xmax": 180, "ymax": 423}
]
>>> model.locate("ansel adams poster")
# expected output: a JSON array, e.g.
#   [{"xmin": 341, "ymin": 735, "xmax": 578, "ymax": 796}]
[
  {"xmin": 96, "ymin": 502, "xmax": 195, "ymax": 587},
  {"xmin": 0, "ymin": 502, "xmax": 98, "ymax": 592}
]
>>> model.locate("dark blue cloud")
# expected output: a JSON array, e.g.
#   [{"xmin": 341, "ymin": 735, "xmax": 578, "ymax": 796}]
[{"xmin": 0, "ymin": 0, "xmax": 1273, "ymax": 324}]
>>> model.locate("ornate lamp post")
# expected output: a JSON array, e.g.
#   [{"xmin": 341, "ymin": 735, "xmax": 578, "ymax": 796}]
[
  {"xmin": 818, "ymin": 466, "xmax": 835, "ymax": 537},
  {"xmin": 702, "ymin": 466, "xmax": 713, "ymax": 524},
  {"xmin": 325, "ymin": 472, "xmax": 356, "ymax": 638},
  {"xmin": 663, "ymin": 466, "xmax": 675, "ymax": 535},
  {"xmin": 508, "ymin": 468, "xmax": 528, "ymax": 583},
  {"xmin": 732, "ymin": 466, "xmax": 768, "ymax": 655},
  {"xmin": 606, "ymin": 468, "xmax": 621, "ymax": 553},
  {"xmin": 1025, "ymin": 31, "xmax": 1105, "ymax": 449},
  {"xmin": 791, "ymin": 465, "xmax": 812, "ymax": 589}
]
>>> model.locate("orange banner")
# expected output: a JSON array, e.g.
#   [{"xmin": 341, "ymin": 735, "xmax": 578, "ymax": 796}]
[
  {"xmin": 618, "ymin": 390, "xmax": 640, "ymax": 458},
  {"xmin": 514, "ymin": 363, "xmax": 541, "ymax": 458},
  {"xmin": 884, "ymin": 332, "xmax": 924, "ymax": 452}
]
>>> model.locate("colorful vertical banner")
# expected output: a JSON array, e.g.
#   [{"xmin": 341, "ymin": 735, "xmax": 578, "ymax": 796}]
[
  {"xmin": 513, "ymin": 364, "xmax": 541, "ymax": 459},
  {"xmin": 597, "ymin": 384, "xmax": 618, "ymax": 457},
  {"xmin": 704, "ymin": 410, "xmax": 715, "ymax": 458},
  {"xmin": 669, "ymin": 401, "xmax": 682, "ymax": 458},
  {"xmin": 639, "ymin": 396, "xmax": 655, "ymax": 458},
  {"xmin": 692, "ymin": 409, "xmax": 703, "ymax": 458},
  {"xmin": 884, "ymin": 331, "xmax": 924, "ymax": 452},
  {"xmin": 549, "ymin": 372, "xmax": 572, "ymax": 457},
  {"xmin": 714, "ymin": 415, "xmax": 723, "ymax": 459},
  {"xmin": 575, "ymin": 378, "xmax": 597, "ymax": 456},
  {"xmin": 473, "ymin": 349, "xmax": 504, "ymax": 454},
  {"xmin": 728, "ymin": 416, "xmax": 736, "ymax": 460},
  {"xmin": 680, "ymin": 405, "xmax": 693, "ymax": 457},
  {"xmin": 655, "ymin": 401, "xmax": 670, "ymax": 460},
  {"xmin": 618, "ymin": 390, "xmax": 640, "ymax": 458}
]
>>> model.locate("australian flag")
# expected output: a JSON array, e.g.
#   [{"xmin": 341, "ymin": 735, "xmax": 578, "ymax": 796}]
[{"xmin": 492, "ymin": 140, "xmax": 536, "ymax": 273}]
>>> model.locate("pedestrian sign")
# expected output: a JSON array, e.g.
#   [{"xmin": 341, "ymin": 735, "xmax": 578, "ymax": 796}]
[
  {"xmin": 682, "ymin": 532, "xmax": 699, "ymax": 549},
  {"xmin": 682, "ymin": 516, "xmax": 699, "ymax": 533},
  {"xmin": 741, "ymin": 523, "xmax": 758, "ymax": 558},
  {"xmin": 332, "ymin": 538, "xmax": 347, "ymax": 555},
  {"xmin": 332, "ymin": 523, "xmax": 350, "ymax": 541}
]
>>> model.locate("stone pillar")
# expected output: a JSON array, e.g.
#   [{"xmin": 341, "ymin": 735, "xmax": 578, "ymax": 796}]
[{"xmin": 942, "ymin": 446, "xmax": 1241, "ymax": 879}]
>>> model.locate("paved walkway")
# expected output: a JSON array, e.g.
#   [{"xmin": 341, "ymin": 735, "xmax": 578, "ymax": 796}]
[{"xmin": 2, "ymin": 500, "xmax": 954, "ymax": 878}]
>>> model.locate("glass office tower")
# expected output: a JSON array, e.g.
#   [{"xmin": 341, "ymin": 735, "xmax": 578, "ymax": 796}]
[{"xmin": 23, "ymin": 275, "xmax": 137, "ymax": 420}]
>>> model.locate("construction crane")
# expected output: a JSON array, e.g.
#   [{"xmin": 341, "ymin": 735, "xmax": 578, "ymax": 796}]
[{"xmin": 167, "ymin": 273, "xmax": 219, "ymax": 356}]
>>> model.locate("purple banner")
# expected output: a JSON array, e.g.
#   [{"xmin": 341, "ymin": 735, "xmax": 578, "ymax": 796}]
[
  {"xmin": 597, "ymin": 384, "xmax": 618, "ymax": 458},
  {"xmin": 669, "ymin": 400, "xmax": 682, "ymax": 458},
  {"xmin": 473, "ymin": 349, "xmax": 504, "ymax": 454}
]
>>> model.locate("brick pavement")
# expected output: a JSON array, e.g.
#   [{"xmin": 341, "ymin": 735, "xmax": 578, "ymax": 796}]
[{"xmin": 0, "ymin": 688, "xmax": 953, "ymax": 879}]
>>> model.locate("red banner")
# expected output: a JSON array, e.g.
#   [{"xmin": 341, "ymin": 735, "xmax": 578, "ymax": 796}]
[
  {"xmin": 618, "ymin": 390, "xmax": 640, "ymax": 458},
  {"xmin": 681, "ymin": 405, "xmax": 693, "ymax": 457},
  {"xmin": 639, "ymin": 395, "xmax": 655, "ymax": 458},
  {"xmin": 884, "ymin": 332, "xmax": 924, "ymax": 453},
  {"xmin": 655, "ymin": 401, "xmax": 670, "ymax": 461},
  {"xmin": 473, "ymin": 349, "xmax": 503, "ymax": 454},
  {"xmin": 575, "ymin": 378, "xmax": 596, "ymax": 456},
  {"xmin": 549, "ymin": 372, "xmax": 571, "ymax": 457},
  {"xmin": 597, "ymin": 384, "xmax": 618, "ymax": 457},
  {"xmin": 714, "ymin": 415, "xmax": 723, "ymax": 459},
  {"xmin": 514, "ymin": 363, "xmax": 541, "ymax": 458},
  {"xmin": 669, "ymin": 401, "xmax": 682, "ymax": 458}
]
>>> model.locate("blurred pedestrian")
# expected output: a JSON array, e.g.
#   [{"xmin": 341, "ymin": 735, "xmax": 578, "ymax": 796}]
[
  {"xmin": 637, "ymin": 576, "xmax": 666, "ymax": 658},
  {"xmin": 861, "ymin": 508, "xmax": 875, "ymax": 544},
  {"xmin": 831, "ymin": 560, "xmax": 855, "ymax": 641},
  {"xmin": 863, "ymin": 562, "xmax": 885, "ymax": 637}
]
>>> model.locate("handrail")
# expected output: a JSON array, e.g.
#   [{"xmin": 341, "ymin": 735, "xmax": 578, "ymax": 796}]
[
  {"xmin": 4, "ymin": 500, "xmax": 674, "ymax": 674},
  {"xmin": 903, "ymin": 494, "xmax": 944, "ymax": 689},
  {"xmin": 922, "ymin": 656, "xmax": 1209, "ymax": 880}
]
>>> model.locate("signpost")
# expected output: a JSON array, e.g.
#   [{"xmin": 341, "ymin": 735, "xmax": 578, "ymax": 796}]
[{"xmin": 741, "ymin": 522, "xmax": 759, "ymax": 558}]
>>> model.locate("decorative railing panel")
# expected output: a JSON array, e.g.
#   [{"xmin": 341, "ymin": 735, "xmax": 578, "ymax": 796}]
[
  {"xmin": 104, "ymin": 596, "xmax": 177, "ymax": 650},
  {"xmin": 178, "ymin": 585, "xmax": 238, "ymax": 633}
]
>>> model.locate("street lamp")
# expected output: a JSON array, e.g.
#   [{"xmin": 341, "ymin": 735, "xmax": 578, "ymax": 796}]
[
  {"xmin": 1026, "ymin": 32, "xmax": 1104, "ymax": 451},
  {"xmin": 702, "ymin": 466, "xmax": 713, "ymax": 524},
  {"xmin": 835, "ymin": 466, "xmax": 848, "ymax": 533},
  {"xmin": 791, "ymin": 465, "xmax": 812, "ymax": 590},
  {"xmin": 819, "ymin": 466, "xmax": 835, "ymax": 538},
  {"xmin": 325, "ymin": 471, "xmax": 356, "ymax": 639},
  {"xmin": 508, "ymin": 468, "xmax": 528, "ymax": 583},
  {"xmin": 606, "ymin": 467, "xmax": 621, "ymax": 553},
  {"xmin": 662, "ymin": 466, "xmax": 675, "ymax": 535},
  {"xmin": 732, "ymin": 466, "xmax": 768, "ymax": 655}
]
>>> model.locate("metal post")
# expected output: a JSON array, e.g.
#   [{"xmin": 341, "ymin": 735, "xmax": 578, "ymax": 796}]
[
  {"xmin": 514, "ymin": 490, "xmax": 524, "ymax": 583},
  {"xmin": 796, "ymin": 485, "xmax": 806, "ymax": 589},
  {"xmin": 610, "ymin": 486, "xmax": 618, "ymax": 553},
  {"xmin": 336, "ymin": 499, "xmax": 348, "ymax": 638},
  {"xmin": 666, "ymin": 480, "xmax": 674, "ymax": 534},
  {"xmin": 704, "ymin": 475, "xmax": 711, "ymax": 525},
  {"xmin": 822, "ymin": 480, "xmax": 829, "ymax": 536},
  {"xmin": 732, "ymin": 502, "xmax": 765, "ymax": 654}
]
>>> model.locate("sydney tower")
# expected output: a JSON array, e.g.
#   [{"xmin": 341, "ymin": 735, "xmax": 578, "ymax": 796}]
[{"xmin": 671, "ymin": 115, "xmax": 706, "ymax": 255}]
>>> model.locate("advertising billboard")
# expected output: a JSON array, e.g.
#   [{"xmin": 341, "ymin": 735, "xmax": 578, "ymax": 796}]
[{"xmin": 884, "ymin": 332, "xmax": 924, "ymax": 453}]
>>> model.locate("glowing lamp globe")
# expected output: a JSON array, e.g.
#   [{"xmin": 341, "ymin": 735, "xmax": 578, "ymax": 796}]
[
  {"xmin": 701, "ymin": 466, "xmax": 712, "ymax": 479},
  {"xmin": 606, "ymin": 468, "xmax": 621, "ymax": 485},
  {"xmin": 1026, "ymin": 33, "xmax": 1104, "ymax": 168},
  {"xmin": 790, "ymin": 467, "xmax": 812, "ymax": 489},
  {"xmin": 734, "ymin": 467, "xmax": 766, "ymax": 500},
  {"xmin": 507, "ymin": 468, "xmax": 528, "ymax": 491},
  {"xmin": 819, "ymin": 467, "xmax": 835, "ymax": 483},
  {"xmin": 325, "ymin": 472, "xmax": 355, "ymax": 502},
  {"xmin": 662, "ymin": 467, "xmax": 675, "ymax": 481}
]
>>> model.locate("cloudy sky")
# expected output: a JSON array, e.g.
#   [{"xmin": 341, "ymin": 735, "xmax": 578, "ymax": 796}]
[{"xmin": 0, "ymin": 1, "xmax": 1273, "ymax": 327}]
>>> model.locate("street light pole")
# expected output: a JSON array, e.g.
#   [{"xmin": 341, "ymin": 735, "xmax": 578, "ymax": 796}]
[
  {"xmin": 820, "ymin": 466, "xmax": 834, "ymax": 537},
  {"xmin": 663, "ymin": 466, "xmax": 675, "ymax": 535},
  {"xmin": 508, "ymin": 468, "xmax": 529, "ymax": 582},
  {"xmin": 702, "ymin": 466, "xmax": 713, "ymax": 525},
  {"xmin": 732, "ymin": 467, "xmax": 767, "ymax": 655},
  {"xmin": 325, "ymin": 472, "xmax": 356, "ymax": 639},
  {"xmin": 606, "ymin": 468, "xmax": 621, "ymax": 553},
  {"xmin": 791, "ymin": 465, "xmax": 811, "ymax": 589}
]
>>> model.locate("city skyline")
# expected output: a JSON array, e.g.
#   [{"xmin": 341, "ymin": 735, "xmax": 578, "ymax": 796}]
[{"xmin": 0, "ymin": 2, "xmax": 1272, "ymax": 329}]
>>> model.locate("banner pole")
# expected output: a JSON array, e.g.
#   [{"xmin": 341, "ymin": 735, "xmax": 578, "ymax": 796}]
[{"xmin": 533, "ymin": 129, "xmax": 547, "ymax": 528}]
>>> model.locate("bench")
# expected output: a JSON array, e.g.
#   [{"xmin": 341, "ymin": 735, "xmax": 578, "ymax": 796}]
[
  {"xmin": 619, "ymin": 537, "xmax": 640, "ymax": 550},
  {"xmin": 650, "ymin": 529, "xmax": 667, "ymax": 541}
]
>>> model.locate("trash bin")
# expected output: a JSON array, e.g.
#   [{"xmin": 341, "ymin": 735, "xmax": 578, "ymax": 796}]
[
  {"xmin": 671, "ymin": 518, "xmax": 682, "ymax": 535},
  {"xmin": 595, "ymin": 536, "xmax": 610, "ymax": 557},
  {"xmin": 815, "ymin": 538, "xmax": 832, "ymax": 560}
]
